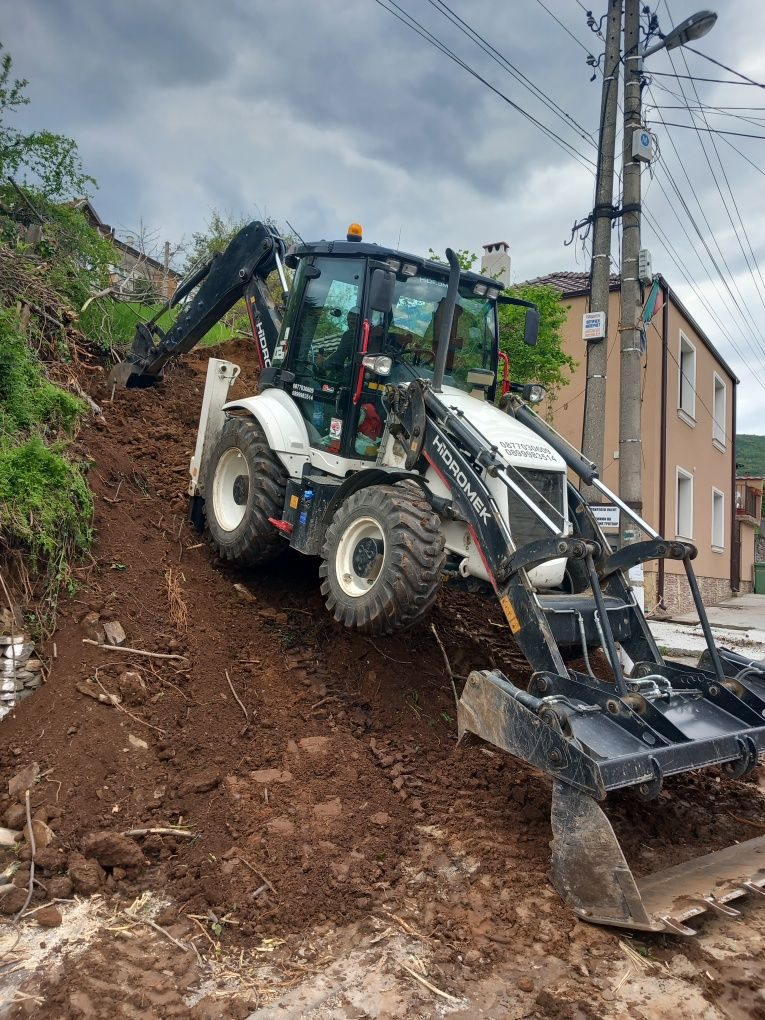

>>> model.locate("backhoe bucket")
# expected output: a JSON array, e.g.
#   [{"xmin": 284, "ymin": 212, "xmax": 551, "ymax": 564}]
[{"xmin": 458, "ymin": 668, "xmax": 765, "ymax": 932}]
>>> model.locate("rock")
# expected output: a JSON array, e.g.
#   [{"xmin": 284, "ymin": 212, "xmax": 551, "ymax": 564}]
[
  {"xmin": 24, "ymin": 819, "xmax": 55, "ymax": 850},
  {"xmin": 158, "ymin": 748, "xmax": 176, "ymax": 761},
  {"xmin": 313, "ymin": 798, "xmax": 342, "ymax": 819},
  {"xmin": 128, "ymin": 734, "xmax": 149, "ymax": 751},
  {"xmin": 82, "ymin": 832, "xmax": 145, "ymax": 870},
  {"xmin": 180, "ymin": 768, "xmax": 221, "ymax": 796},
  {"xmin": 117, "ymin": 671, "xmax": 145, "ymax": 705},
  {"xmin": 298, "ymin": 736, "xmax": 329, "ymax": 755},
  {"xmin": 81, "ymin": 612, "xmax": 105, "ymax": 643},
  {"xmin": 369, "ymin": 812, "xmax": 391, "ymax": 826},
  {"xmin": 250, "ymin": 769, "xmax": 293, "ymax": 785},
  {"xmin": 233, "ymin": 583, "xmax": 256, "ymax": 602},
  {"xmin": 3, "ymin": 803, "xmax": 25, "ymax": 829},
  {"xmin": 0, "ymin": 885, "xmax": 28, "ymax": 914},
  {"xmin": 46, "ymin": 876, "xmax": 73, "ymax": 898},
  {"xmin": 8, "ymin": 761, "xmax": 40, "ymax": 799},
  {"xmin": 103, "ymin": 621, "xmax": 126, "ymax": 647},
  {"xmin": 12, "ymin": 866, "xmax": 30, "ymax": 889},
  {"xmin": 25, "ymin": 658, "xmax": 42, "ymax": 672},
  {"xmin": 36, "ymin": 904, "xmax": 62, "ymax": 927},
  {"xmin": 67, "ymin": 853, "xmax": 105, "ymax": 894},
  {"xmin": 34, "ymin": 847, "xmax": 67, "ymax": 874},
  {"xmin": 0, "ymin": 827, "xmax": 21, "ymax": 847},
  {"xmin": 266, "ymin": 816, "xmax": 295, "ymax": 836},
  {"xmin": 517, "ymin": 976, "xmax": 535, "ymax": 993}
]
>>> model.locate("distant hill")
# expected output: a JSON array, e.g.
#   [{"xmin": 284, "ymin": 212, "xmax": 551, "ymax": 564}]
[{"xmin": 736, "ymin": 435, "xmax": 765, "ymax": 476}]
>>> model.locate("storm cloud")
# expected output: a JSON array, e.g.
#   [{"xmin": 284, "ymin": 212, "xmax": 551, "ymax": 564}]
[{"xmin": 3, "ymin": 0, "xmax": 765, "ymax": 429}]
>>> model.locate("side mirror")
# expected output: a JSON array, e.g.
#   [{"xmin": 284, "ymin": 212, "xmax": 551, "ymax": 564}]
[
  {"xmin": 369, "ymin": 268, "xmax": 396, "ymax": 313},
  {"xmin": 524, "ymin": 307, "xmax": 540, "ymax": 347}
]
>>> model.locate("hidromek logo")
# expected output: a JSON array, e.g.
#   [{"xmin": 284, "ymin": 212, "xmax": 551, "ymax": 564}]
[
  {"xmin": 255, "ymin": 317, "xmax": 271, "ymax": 368},
  {"xmin": 432, "ymin": 436, "xmax": 490, "ymax": 523}
]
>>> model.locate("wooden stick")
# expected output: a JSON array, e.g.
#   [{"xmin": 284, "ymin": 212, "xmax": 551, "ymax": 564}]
[
  {"xmin": 122, "ymin": 827, "xmax": 195, "ymax": 839},
  {"xmin": 93, "ymin": 673, "xmax": 166, "ymax": 734},
  {"xmin": 399, "ymin": 961, "xmax": 459, "ymax": 1003},
  {"xmin": 431, "ymin": 624, "xmax": 459, "ymax": 704},
  {"xmin": 13, "ymin": 791, "xmax": 35, "ymax": 923},
  {"xmin": 225, "ymin": 670, "xmax": 249, "ymax": 723},
  {"xmin": 236, "ymin": 854, "xmax": 275, "ymax": 894},
  {"xmin": 82, "ymin": 638, "xmax": 188, "ymax": 662}
]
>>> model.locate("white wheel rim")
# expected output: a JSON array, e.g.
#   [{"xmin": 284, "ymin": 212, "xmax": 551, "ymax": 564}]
[
  {"xmin": 335, "ymin": 516, "xmax": 385, "ymax": 597},
  {"xmin": 212, "ymin": 447, "xmax": 250, "ymax": 532}
]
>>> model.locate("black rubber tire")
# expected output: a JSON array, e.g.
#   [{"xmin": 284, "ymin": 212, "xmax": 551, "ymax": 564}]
[
  {"xmin": 320, "ymin": 484, "xmax": 445, "ymax": 635},
  {"xmin": 204, "ymin": 417, "xmax": 287, "ymax": 565}
]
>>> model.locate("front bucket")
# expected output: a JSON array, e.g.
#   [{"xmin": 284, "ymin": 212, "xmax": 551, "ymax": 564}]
[{"xmin": 551, "ymin": 781, "xmax": 765, "ymax": 933}]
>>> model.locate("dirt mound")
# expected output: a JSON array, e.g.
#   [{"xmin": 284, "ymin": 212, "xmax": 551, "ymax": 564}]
[{"xmin": 2, "ymin": 338, "xmax": 765, "ymax": 1017}]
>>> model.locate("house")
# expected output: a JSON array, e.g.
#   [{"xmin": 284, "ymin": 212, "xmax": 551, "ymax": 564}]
[
  {"xmin": 736, "ymin": 476, "xmax": 763, "ymax": 592},
  {"xmin": 69, "ymin": 199, "xmax": 180, "ymax": 301},
  {"xmin": 524, "ymin": 270, "xmax": 738, "ymax": 614}
]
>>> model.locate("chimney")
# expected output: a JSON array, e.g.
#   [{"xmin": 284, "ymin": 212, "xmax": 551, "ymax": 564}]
[{"xmin": 481, "ymin": 241, "xmax": 511, "ymax": 288}]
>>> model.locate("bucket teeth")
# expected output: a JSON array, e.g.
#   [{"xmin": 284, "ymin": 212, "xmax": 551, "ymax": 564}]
[
  {"xmin": 742, "ymin": 881, "xmax": 765, "ymax": 898},
  {"xmin": 695, "ymin": 895, "xmax": 741, "ymax": 917},
  {"xmin": 660, "ymin": 916, "xmax": 698, "ymax": 936}
]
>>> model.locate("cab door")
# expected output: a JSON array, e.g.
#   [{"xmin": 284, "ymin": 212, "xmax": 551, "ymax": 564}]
[{"xmin": 285, "ymin": 256, "xmax": 365, "ymax": 453}]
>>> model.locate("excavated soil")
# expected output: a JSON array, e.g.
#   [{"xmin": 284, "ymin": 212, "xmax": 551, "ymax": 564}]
[{"xmin": 2, "ymin": 339, "xmax": 765, "ymax": 1018}]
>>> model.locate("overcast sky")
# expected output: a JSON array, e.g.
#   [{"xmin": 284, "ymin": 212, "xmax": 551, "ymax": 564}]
[{"xmin": 4, "ymin": 0, "xmax": 765, "ymax": 432}]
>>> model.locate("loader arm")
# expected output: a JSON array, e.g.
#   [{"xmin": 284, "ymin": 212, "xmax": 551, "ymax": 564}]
[
  {"xmin": 110, "ymin": 221, "xmax": 286, "ymax": 388},
  {"xmin": 386, "ymin": 377, "xmax": 765, "ymax": 934}
]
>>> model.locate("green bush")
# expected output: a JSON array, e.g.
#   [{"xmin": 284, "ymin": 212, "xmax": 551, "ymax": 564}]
[
  {"xmin": 0, "ymin": 307, "xmax": 91, "ymax": 585},
  {"xmin": 0, "ymin": 308, "xmax": 83, "ymax": 433},
  {"xmin": 0, "ymin": 434, "xmax": 92, "ymax": 570}
]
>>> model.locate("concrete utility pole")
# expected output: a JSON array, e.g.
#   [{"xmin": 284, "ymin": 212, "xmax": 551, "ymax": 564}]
[
  {"xmin": 580, "ymin": 0, "xmax": 622, "ymax": 502},
  {"xmin": 618, "ymin": 0, "xmax": 644, "ymax": 542}
]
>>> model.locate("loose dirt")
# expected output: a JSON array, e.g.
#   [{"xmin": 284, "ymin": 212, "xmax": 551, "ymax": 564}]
[{"xmin": 1, "ymin": 339, "xmax": 764, "ymax": 1018}]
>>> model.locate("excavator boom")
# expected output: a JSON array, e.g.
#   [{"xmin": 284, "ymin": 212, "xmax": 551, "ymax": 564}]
[{"xmin": 109, "ymin": 221, "xmax": 285, "ymax": 388}]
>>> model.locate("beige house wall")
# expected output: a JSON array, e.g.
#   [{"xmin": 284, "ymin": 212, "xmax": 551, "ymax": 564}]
[{"xmin": 541, "ymin": 287, "xmax": 736, "ymax": 613}]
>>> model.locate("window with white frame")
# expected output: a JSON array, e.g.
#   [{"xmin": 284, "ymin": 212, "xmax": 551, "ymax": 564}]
[
  {"xmin": 712, "ymin": 488, "xmax": 725, "ymax": 550},
  {"xmin": 676, "ymin": 467, "xmax": 693, "ymax": 539},
  {"xmin": 713, "ymin": 374, "xmax": 726, "ymax": 446},
  {"xmin": 678, "ymin": 332, "xmax": 696, "ymax": 420}
]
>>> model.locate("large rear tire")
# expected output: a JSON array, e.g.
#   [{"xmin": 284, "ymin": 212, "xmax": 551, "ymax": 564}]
[
  {"xmin": 320, "ymin": 484, "xmax": 445, "ymax": 635},
  {"xmin": 204, "ymin": 417, "xmax": 287, "ymax": 565}
]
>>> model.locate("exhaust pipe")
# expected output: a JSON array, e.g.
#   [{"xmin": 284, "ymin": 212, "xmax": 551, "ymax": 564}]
[{"xmin": 431, "ymin": 247, "xmax": 461, "ymax": 393}]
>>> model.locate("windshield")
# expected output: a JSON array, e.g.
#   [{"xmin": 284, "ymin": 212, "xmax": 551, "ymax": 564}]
[{"xmin": 373, "ymin": 274, "xmax": 496, "ymax": 392}]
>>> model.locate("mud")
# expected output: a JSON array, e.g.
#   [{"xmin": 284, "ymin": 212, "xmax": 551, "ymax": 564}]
[{"xmin": 1, "ymin": 339, "xmax": 764, "ymax": 1018}]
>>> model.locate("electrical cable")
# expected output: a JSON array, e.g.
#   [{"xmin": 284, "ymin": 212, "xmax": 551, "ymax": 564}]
[
  {"xmin": 427, "ymin": 0, "xmax": 598, "ymax": 148},
  {"xmin": 647, "ymin": 71, "xmax": 764, "ymax": 86},
  {"xmin": 652, "ymin": 122, "xmax": 765, "ymax": 139},
  {"xmin": 682, "ymin": 45, "xmax": 765, "ymax": 90},
  {"xmin": 370, "ymin": 0, "xmax": 597, "ymax": 172}
]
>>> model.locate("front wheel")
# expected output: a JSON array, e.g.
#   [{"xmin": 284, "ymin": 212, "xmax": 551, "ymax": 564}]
[
  {"xmin": 204, "ymin": 417, "xmax": 287, "ymax": 565},
  {"xmin": 320, "ymin": 484, "xmax": 445, "ymax": 635}
]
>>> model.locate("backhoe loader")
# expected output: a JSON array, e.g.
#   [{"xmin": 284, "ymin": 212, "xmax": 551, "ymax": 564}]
[{"xmin": 113, "ymin": 220, "xmax": 765, "ymax": 933}]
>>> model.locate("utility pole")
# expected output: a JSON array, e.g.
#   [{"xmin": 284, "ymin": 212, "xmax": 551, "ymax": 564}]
[
  {"xmin": 618, "ymin": 0, "xmax": 644, "ymax": 543},
  {"xmin": 580, "ymin": 0, "xmax": 622, "ymax": 502}
]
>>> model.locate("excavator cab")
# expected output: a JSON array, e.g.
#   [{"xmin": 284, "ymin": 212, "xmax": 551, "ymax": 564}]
[{"xmin": 269, "ymin": 233, "xmax": 509, "ymax": 463}]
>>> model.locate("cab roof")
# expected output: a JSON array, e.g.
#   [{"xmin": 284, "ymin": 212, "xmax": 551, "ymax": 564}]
[{"xmin": 286, "ymin": 238, "xmax": 500, "ymax": 290}]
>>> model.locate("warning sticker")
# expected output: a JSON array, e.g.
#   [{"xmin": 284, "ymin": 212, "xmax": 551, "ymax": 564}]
[
  {"xmin": 499, "ymin": 595, "xmax": 521, "ymax": 634},
  {"xmin": 330, "ymin": 417, "xmax": 343, "ymax": 439}
]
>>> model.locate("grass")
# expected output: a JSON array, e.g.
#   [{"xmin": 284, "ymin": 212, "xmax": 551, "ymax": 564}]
[
  {"xmin": 0, "ymin": 308, "xmax": 92, "ymax": 601},
  {"xmin": 79, "ymin": 298, "xmax": 249, "ymax": 352}
]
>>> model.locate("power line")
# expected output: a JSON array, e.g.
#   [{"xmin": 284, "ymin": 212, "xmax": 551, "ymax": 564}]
[
  {"xmin": 426, "ymin": 0, "xmax": 597, "ymax": 148},
  {"xmin": 647, "ymin": 70, "xmax": 764, "ymax": 86},
  {"xmin": 683, "ymin": 45, "xmax": 765, "ymax": 90},
  {"xmin": 531, "ymin": 0, "xmax": 593, "ymax": 55},
  {"xmin": 654, "ymin": 122, "xmax": 765, "ymax": 139},
  {"xmin": 666, "ymin": 12, "xmax": 765, "ymax": 340},
  {"xmin": 370, "ymin": 0, "xmax": 597, "ymax": 172}
]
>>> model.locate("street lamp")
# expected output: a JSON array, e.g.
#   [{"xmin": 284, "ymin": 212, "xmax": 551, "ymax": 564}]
[{"xmin": 642, "ymin": 9, "xmax": 717, "ymax": 58}]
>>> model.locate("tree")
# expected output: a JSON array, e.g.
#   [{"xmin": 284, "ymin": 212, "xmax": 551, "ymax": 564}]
[
  {"xmin": 427, "ymin": 247, "xmax": 477, "ymax": 271},
  {"xmin": 0, "ymin": 44, "xmax": 94, "ymax": 200},
  {"xmin": 498, "ymin": 283, "xmax": 576, "ymax": 406}
]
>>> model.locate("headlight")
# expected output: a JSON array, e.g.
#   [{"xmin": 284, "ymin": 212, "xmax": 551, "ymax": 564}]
[
  {"xmin": 362, "ymin": 354, "xmax": 393, "ymax": 376},
  {"xmin": 473, "ymin": 282, "xmax": 487, "ymax": 296},
  {"xmin": 523, "ymin": 383, "xmax": 545, "ymax": 403}
]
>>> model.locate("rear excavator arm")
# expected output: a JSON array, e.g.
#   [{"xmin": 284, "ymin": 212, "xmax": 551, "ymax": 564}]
[{"xmin": 109, "ymin": 221, "xmax": 287, "ymax": 388}]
